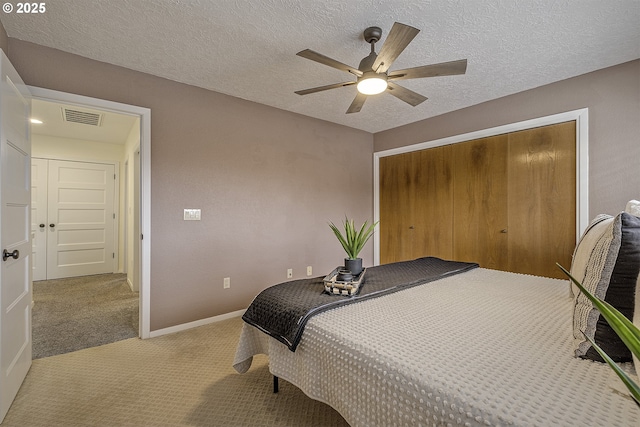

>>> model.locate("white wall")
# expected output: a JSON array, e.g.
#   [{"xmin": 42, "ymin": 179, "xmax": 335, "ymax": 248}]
[{"xmin": 32, "ymin": 134, "xmax": 125, "ymax": 161}]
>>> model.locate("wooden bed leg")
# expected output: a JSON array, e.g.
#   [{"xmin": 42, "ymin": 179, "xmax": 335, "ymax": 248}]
[{"xmin": 273, "ymin": 375, "xmax": 279, "ymax": 393}]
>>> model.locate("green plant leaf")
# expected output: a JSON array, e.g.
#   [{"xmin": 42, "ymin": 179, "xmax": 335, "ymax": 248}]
[
  {"xmin": 355, "ymin": 220, "xmax": 376, "ymax": 256},
  {"xmin": 557, "ymin": 264, "xmax": 640, "ymax": 360},
  {"xmin": 329, "ymin": 221, "xmax": 350, "ymax": 257},
  {"xmin": 583, "ymin": 334, "xmax": 640, "ymax": 407},
  {"xmin": 329, "ymin": 217, "xmax": 378, "ymax": 260},
  {"xmin": 345, "ymin": 217, "xmax": 356, "ymax": 257}
]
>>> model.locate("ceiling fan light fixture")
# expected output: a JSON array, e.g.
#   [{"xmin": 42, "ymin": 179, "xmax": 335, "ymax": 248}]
[
  {"xmin": 295, "ymin": 22, "xmax": 467, "ymax": 113},
  {"xmin": 357, "ymin": 72, "xmax": 388, "ymax": 95}
]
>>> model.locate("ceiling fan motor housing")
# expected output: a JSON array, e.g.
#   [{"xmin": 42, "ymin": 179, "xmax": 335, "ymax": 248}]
[
  {"xmin": 358, "ymin": 51, "xmax": 378, "ymax": 72},
  {"xmin": 363, "ymin": 26, "xmax": 382, "ymax": 44}
]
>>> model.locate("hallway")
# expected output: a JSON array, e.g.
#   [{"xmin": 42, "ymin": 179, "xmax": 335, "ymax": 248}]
[{"xmin": 32, "ymin": 273, "xmax": 138, "ymax": 359}]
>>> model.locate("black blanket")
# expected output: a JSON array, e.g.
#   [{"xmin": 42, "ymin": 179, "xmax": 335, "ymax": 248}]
[{"xmin": 242, "ymin": 257, "xmax": 478, "ymax": 351}]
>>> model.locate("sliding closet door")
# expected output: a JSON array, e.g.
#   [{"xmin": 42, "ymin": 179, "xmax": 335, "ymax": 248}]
[
  {"xmin": 379, "ymin": 121, "xmax": 576, "ymax": 278},
  {"xmin": 379, "ymin": 146, "xmax": 453, "ymax": 264},
  {"xmin": 411, "ymin": 146, "xmax": 453, "ymax": 261},
  {"xmin": 380, "ymin": 152, "xmax": 416, "ymax": 264},
  {"xmin": 507, "ymin": 122, "xmax": 576, "ymax": 278},
  {"xmin": 452, "ymin": 135, "xmax": 509, "ymax": 269}
]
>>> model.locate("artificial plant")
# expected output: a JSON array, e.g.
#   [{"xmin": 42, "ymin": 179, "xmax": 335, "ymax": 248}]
[{"xmin": 329, "ymin": 217, "xmax": 378, "ymax": 260}]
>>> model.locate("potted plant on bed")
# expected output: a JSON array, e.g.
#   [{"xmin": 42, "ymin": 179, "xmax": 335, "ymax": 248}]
[{"xmin": 329, "ymin": 217, "xmax": 378, "ymax": 276}]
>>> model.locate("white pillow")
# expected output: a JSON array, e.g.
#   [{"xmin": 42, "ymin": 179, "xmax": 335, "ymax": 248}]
[
  {"xmin": 569, "ymin": 214, "xmax": 612, "ymax": 297},
  {"xmin": 572, "ymin": 212, "xmax": 640, "ymax": 362},
  {"xmin": 626, "ymin": 199, "xmax": 640, "ymax": 217}
]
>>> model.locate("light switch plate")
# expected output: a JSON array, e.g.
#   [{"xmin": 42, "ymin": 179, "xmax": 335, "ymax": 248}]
[{"xmin": 183, "ymin": 209, "xmax": 201, "ymax": 221}]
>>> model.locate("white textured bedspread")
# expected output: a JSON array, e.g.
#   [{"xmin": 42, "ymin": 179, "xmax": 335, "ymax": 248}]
[{"xmin": 234, "ymin": 268, "xmax": 640, "ymax": 426}]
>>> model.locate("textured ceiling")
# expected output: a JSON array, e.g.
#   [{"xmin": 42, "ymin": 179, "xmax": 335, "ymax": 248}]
[{"xmin": 2, "ymin": 0, "xmax": 639, "ymax": 133}]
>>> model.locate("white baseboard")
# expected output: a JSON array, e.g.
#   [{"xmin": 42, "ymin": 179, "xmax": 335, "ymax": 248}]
[{"xmin": 148, "ymin": 309, "xmax": 246, "ymax": 338}]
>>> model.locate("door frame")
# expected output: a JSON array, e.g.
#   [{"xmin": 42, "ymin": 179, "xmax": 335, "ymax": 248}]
[
  {"xmin": 123, "ymin": 157, "xmax": 129, "ymax": 276},
  {"xmin": 28, "ymin": 86, "xmax": 152, "ymax": 338},
  {"xmin": 372, "ymin": 108, "xmax": 589, "ymax": 266}
]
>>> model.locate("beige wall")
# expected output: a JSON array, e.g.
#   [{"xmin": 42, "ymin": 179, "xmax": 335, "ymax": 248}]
[
  {"xmin": 8, "ymin": 39, "xmax": 374, "ymax": 331},
  {"xmin": 0, "ymin": 20, "xmax": 7, "ymax": 54},
  {"xmin": 375, "ymin": 60, "xmax": 640, "ymax": 217}
]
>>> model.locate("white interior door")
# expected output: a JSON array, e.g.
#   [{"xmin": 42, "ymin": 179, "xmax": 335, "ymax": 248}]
[
  {"xmin": 30, "ymin": 158, "xmax": 48, "ymax": 281},
  {"xmin": 46, "ymin": 160, "xmax": 116, "ymax": 279},
  {"xmin": 0, "ymin": 51, "xmax": 31, "ymax": 423}
]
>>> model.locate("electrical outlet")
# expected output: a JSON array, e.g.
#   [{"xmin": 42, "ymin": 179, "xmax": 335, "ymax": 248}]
[
  {"xmin": 287, "ymin": 269, "xmax": 293, "ymax": 278},
  {"xmin": 307, "ymin": 266, "xmax": 312, "ymax": 276},
  {"xmin": 183, "ymin": 209, "xmax": 201, "ymax": 221},
  {"xmin": 223, "ymin": 277, "xmax": 230, "ymax": 289}
]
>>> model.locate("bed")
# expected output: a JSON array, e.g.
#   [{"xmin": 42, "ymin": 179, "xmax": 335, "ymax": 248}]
[{"xmin": 233, "ymin": 210, "xmax": 640, "ymax": 426}]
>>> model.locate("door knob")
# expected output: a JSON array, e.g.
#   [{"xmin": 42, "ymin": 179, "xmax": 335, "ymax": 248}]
[
  {"xmin": 500, "ymin": 229, "xmax": 508, "ymax": 233},
  {"xmin": 3, "ymin": 249, "xmax": 19, "ymax": 261},
  {"xmin": 39, "ymin": 223, "xmax": 45, "ymax": 228},
  {"xmin": 49, "ymin": 224, "xmax": 55, "ymax": 228}
]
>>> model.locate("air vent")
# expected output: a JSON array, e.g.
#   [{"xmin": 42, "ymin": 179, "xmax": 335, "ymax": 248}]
[{"xmin": 62, "ymin": 108, "xmax": 103, "ymax": 126}]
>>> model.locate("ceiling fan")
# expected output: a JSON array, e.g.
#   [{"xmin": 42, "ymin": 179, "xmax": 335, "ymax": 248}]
[{"xmin": 295, "ymin": 22, "xmax": 467, "ymax": 114}]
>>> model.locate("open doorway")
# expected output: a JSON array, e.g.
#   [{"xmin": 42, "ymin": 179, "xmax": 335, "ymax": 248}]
[
  {"xmin": 28, "ymin": 86, "xmax": 152, "ymax": 345},
  {"xmin": 30, "ymin": 98, "xmax": 141, "ymax": 358}
]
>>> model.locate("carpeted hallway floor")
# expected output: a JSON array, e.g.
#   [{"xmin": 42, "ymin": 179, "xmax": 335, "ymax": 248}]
[
  {"xmin": 32, "ymin": 273, "xmax": 139, "ymax": 359},
  {"xmin": 2, "ymin": 316, "xmax": 348, "ymax": 426}
]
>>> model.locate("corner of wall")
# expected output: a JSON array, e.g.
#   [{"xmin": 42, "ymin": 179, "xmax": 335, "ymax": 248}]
[{"xmin": 0, "ymin": 20, "xmax": 9, "ymax": 54}]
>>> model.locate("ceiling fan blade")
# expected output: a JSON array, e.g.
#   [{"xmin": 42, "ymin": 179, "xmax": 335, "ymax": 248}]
[
  {"xmin": 295, "ymin": 81, "xmax": 356, "ymax": 95},
  {"xmin": 372, "ymin": 22, "xmax": 420, "ymax": 74},
  {"xmin": 388, "ymin": 59, "xmax": 467, "ymax": 81},
  {"xmin": 346, "ymin": 92, "xmax": 367, "ymax": 114},
  {"xmin": 386, "ymin": 82, "xmax": 427, "ymax": 107},
  {"xmin": 297, "ymin": 49, "xmax": 363, "ymax": 77}
]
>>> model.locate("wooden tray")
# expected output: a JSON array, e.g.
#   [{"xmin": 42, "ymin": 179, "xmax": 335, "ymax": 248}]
[{"xmin": 323, "ymin": 267, "xmax": 366, "ymax": 296}]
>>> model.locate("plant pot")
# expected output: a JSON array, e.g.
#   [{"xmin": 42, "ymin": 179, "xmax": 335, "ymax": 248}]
[
  {"xmin": 336, "ymin": 268, "xmax": 354, "ymax": 282},
  {"xmin": 344, "ymin": 258, "xmax": 363, "ymax": 276}
]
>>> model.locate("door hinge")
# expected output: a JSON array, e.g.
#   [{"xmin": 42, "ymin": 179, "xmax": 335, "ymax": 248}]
[
  {"xmin": 112, "ymin": 253, "xmax": 115, "ymax": 259},
  {"xmin": 114, "ymin": 173, "xmax": 116, "ymax": 179},
  {"xmin": 141, "ymin": 234, "xmax": 144, "ymax": 240},
  {"xmin": 113, "ymin": 213, "xmax": 116, "ymax": 219}
]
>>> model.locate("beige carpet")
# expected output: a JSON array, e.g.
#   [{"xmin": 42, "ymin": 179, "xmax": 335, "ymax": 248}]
[{"xmin": 3, "ymin": 316, "xmax": 348, "ymax": 427}]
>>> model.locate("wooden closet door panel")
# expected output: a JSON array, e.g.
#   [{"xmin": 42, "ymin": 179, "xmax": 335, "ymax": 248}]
[
  {"xmin": 380, "ymin": 152, "xmax": 415, "ymax": 264},
  {"xmin": 412, "ymin": 146, "xmax": 453, "ymax": 260},
  {"xmin": 507, "ymin": 121, "xmax": 576, "ymax": 278},
  {"xmin": 452, "ymin": 135, "xmax": 509, "ymax": 269}
]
